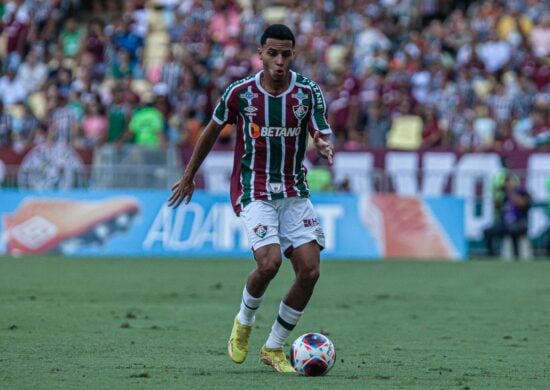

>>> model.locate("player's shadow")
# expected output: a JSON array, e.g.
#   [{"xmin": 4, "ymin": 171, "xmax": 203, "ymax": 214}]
[{"xmin": 225, "ymin": 369, "xmax": 278, "ymax": 375}]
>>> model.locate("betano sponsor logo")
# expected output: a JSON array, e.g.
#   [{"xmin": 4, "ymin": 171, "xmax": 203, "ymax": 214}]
[{"xmin": 249, "ymin": 123, "xmax": 301, "ymax": 138}]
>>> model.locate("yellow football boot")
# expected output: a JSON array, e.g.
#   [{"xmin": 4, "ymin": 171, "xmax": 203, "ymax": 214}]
[
  {"xmin": 259, "ymin": 345, "xmax": 296, "ymax": 373},
  {"xmin": 227, "ymin": 317, "xmax": 252, "ymax": 364}
]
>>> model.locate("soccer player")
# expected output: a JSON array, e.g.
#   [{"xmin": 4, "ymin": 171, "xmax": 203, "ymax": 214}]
[{"xmin": 168, "ymin": 24, "xmax": 334, "ymax": 373}]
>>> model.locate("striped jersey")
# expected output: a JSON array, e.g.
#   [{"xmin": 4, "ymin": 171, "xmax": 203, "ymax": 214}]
[{"xmin": 212, "ymin": 70, "xmax": 332, "ymax": 214}]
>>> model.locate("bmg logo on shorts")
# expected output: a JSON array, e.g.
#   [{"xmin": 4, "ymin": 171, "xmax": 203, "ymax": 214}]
[{"xmin": 303, "ymin": 218, "xmax": 319, "ymax": 228}]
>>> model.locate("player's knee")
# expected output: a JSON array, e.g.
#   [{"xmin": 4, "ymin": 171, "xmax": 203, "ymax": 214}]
[
  {"xmin": 298, "ymin": 264, "xmax": 320, "ymax": 286},
  {"xmin": 256, "ymin": 255, "xmax": 282, "ymax": 280}
]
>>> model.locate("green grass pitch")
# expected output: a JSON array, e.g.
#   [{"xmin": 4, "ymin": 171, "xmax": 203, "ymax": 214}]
[{"xmin": 1, "ymin": 256, "xmax": 550, "ymax": 389}]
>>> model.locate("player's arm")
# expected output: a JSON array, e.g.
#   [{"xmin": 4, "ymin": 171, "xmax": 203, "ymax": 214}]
[
  {"xmin": 307, "ymin": 81, "xmax": 334, "ymax": 165},
  {"xmin": 168, "ymin": 119, "xmax": 224, "ymax": 208}
]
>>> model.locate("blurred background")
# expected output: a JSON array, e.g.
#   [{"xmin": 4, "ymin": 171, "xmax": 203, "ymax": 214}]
[{"xmin": 0, "ymin": 0, "xmax": 549, "ymax": 259}]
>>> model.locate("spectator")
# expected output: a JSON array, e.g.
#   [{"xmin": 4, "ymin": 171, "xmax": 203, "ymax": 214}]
[
  {"xmin": 11, "ymin": 104, "xmax": 38, "ymax": 151},
  {"xmin": 0, "ymin": 66, "xmax": 27, "ymax": 106},
  {"xmin": 59, "ymin": 17, "xmax": 85, "ymax": 59},
  {"xmin": 48, "ymin": 93, "xmax": 80, "ymax": 145},
  {"xmin": 0, "ymin": 101, "xmax": 12, "ymax": 147},
  {"xmin": 112, "ymin": 15, "xmax": 144, "ymax": 63},
  {"xmin": 117, "ymin": 76, "xmax": 141, "ymax": 107},
  {"xmin": 209, "ymin": 0, "xmax": 241, "ymax": 47},
  {"xmin": 529, "ymin": 13, "xmax": 550, "ymax": 58},
  {"xmin": 106, "ymin": 85, "xmax": 131, "ymax": 143},
  {"xmin": 484, "ymin": 173, "xmax": 531, "ymax": 259},
  {"xmin": 513, "ymin": 109, "xmax": 539, "ymax": 149},
  {"xmin": 420, "ymin": 109, "xmax": 445, "ymax": 149},
  {"xmin": 494, "ymin": 122, "xmax": 520, "ymax": 152},
  {"xmin": 327, "ymin": 71, "xmax": 360, "ymax": 145},
  {"xmin": 486, "ymin": 83, "xmax": 514, "ymax": 124},
  {"xmin": 472, "ymin": 105, "xmax": 497, "ymax": 149},
  {"xmin": 55, "ymin": 67, "xmax": 73, "ymax": 97},
  {"xmin": 81, "ymin": 98, "xmax": 108, "ymax": 147},
  {"xmin": 84, "ymin": 18, "xmax": 108, "ymax": 77},
  {"xmin": 110, "ymin": 49, "xmax": 144, "ymax": 80},
  {"xmin": 475, "ymin": 31, "xmax": 513, "ymax": 73},
  {"xmin": 16, "ymin": 49, "xmax": 49, "ymax": 94},
  {"xmin": 157, "ymin": 49, "xmax": 183, "ymax": 99},
  {"xmin": 68, "ymin": 90, "xmax": 85, "ymax": 122},
  {"xmin": 2, "ymin": 0, "xmax": 30, "ymax": 70},
  {"xmin": 458, "ymin": 121, "xmax": 483, "ymax": 152},
  {"xmin": 179, "ymin": 108, "xmax": 201, "ymax": 148},
  {"xmin": 0, "ymin": 0, "xmax": 546, "ymax": 158},
  {"xmin": 119, "ymin": 98, "xmax": 165, "ymax": 149},
  {"xmin": 307, "ymin": 164, "xmax": 334, "ymax": 193},
  {"xmin": 364, "ymin": 102, "xmax": 390, "ymax": 148}
]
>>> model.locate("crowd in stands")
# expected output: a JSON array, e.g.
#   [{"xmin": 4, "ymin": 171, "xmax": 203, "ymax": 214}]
[{"xmin": 0, "ymin": 0, "xmax": 548, "ymax": 155}]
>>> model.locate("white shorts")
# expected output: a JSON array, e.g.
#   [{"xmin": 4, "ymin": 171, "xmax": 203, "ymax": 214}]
[{"xmin": 240, "ymin": 197, "xmax": 325, "ymax": 257}]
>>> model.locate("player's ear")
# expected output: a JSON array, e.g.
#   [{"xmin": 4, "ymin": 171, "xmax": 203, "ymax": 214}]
[{"xmin": 257, "ymin": 47, "xmax": 262, "ymax": 56}]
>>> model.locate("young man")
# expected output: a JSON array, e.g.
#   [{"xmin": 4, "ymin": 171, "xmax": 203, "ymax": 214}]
[{"xmin": 168, "ymin": 24, "xmax": 334, "ymax": 373}]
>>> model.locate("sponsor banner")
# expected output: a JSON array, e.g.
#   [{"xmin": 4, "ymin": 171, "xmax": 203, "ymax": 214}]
[{"xmin": 0, "ymin": 190, "xmax": 465, "ymax": 260}]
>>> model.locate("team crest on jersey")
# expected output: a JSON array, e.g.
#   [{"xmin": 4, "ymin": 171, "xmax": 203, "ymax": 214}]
[
  {"xmin": 293, "ymin": 104, "xmax": 309, "ymax": 121},
  {"xmin": 253, "ymin": 224, "xmax": 268, "ymax": 238}
]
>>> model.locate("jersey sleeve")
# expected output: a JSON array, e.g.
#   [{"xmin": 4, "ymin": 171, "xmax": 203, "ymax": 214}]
[
  {"xmin": 212, "ymin": 84, "xmax": 238, "ymax": 125},
  {"xmin": 308, "ymin": 80, "xmax": 332, "ymax": 137}
]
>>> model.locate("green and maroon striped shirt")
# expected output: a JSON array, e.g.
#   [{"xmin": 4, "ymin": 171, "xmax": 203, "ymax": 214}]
[{"xmin": 213, "ymin": 70, "xmax": 332, "ymax": 214}]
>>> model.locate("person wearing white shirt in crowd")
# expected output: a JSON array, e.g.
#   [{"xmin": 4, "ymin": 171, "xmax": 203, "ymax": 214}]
[
  {"xmin": 475, "ymin": 31, "xmax": 513, "ymax": 73},
  {"xmin": 16, "ymin": 49, "xmax": 49, "ymax": 94},
  {"xmin": 530, "ymin": 13, "xmax": 550, "ymax": 58},
  {"xmin": 0, "ymin": 66, "xmax": 28, "ymax": 107}
]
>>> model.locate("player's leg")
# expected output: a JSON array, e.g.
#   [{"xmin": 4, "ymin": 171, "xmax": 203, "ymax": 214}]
[
  {"xmin": 246, "ymin": 243, "xmax": 283, "ymax": 298},
  {"xmin": 264, "ymin": 241, "xmax": 320, "ymax": 347},
  {"xmin": 260, "ymin": 198, "xmax": 324, "ymax": 373},
  {"xmin": 228, "ymin": 201, "xmax": 281, "ymax": 364},
  {"xmin": 259, "ymin": 241, "xmax": 320, "ymax": 373},
  {"xmin": 284, "ymin": 241, "xmax": 321, "ymax": 310}
]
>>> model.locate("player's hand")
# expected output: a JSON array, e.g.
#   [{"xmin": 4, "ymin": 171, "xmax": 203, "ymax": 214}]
[
  {"xmin": 313, "ymin": 132, "xmax": 334, "ymax": 165},
  {"xmin": 168, "ymin": 176, "xmax": 195, "ymax": 208}
]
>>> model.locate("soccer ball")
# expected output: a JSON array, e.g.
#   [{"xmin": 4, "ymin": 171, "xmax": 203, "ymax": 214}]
[{"xmin": 290, "ymin": 332, "xmax": 336, "ymax": 376}]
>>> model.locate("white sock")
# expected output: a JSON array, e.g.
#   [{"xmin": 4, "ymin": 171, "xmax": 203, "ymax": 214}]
[
  {"xmin": 236, "ymin": 286, "xmax": 264, "ymax": 326},
  {"xmin": 265, "ymin": 301, "xmax": 303, "ymax": 349}
]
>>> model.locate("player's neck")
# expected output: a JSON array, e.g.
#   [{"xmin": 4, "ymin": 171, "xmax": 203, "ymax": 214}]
[{"xmin": 260, "ymin": 72, "xmax": 290, "ymax": 95}]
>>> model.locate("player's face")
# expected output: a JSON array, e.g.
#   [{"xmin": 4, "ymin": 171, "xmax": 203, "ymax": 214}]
[{"xmin": 258, "ymin": 38, "xmax": 295, "ymax": 84}]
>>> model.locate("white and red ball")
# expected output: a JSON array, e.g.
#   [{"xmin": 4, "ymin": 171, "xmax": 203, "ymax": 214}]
[{"xmin": 290, "ymin": 332, "xmax": 336, "ymax": 376}]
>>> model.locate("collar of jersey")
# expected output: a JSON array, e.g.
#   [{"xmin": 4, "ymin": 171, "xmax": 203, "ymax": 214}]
[{"xmin": 254, "ymin": 70, "xmax": 297, "ymax": 97}]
